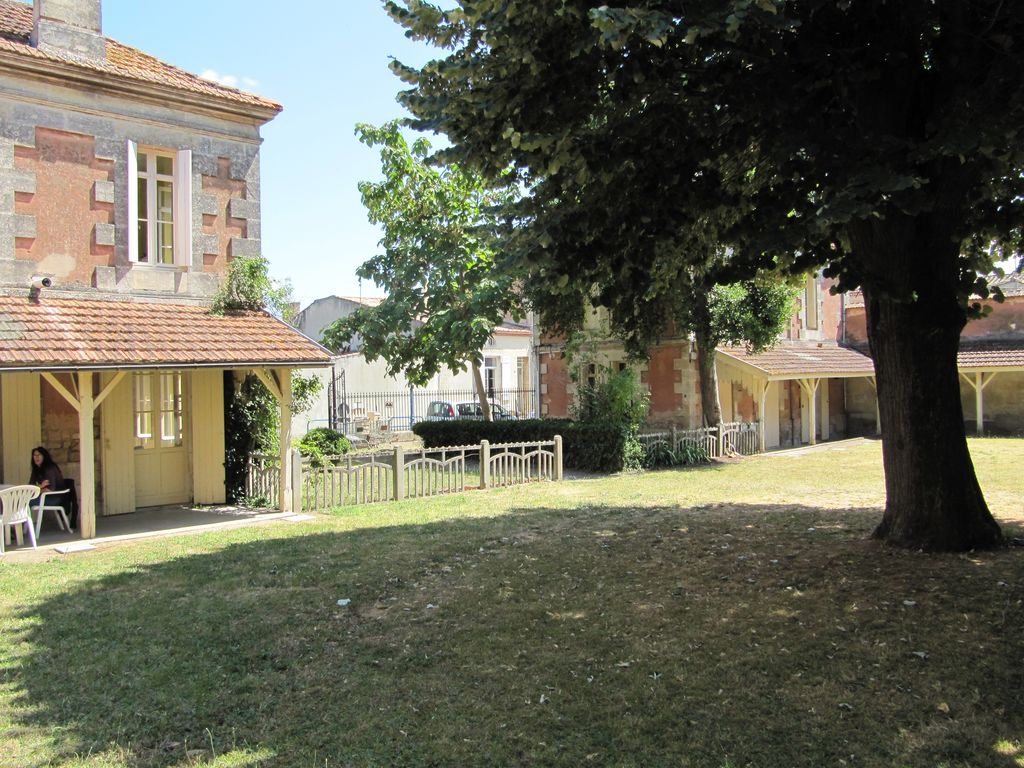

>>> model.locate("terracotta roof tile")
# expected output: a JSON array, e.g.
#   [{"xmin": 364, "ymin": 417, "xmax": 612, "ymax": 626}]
[
  {"xmin": 0, "ymin": 295, "xmax": 331, "ymax": 370},
  {"xmin": 958, "ymin": 339, "xmax": 1024, "ymax": 369},
  {"xmin": 0, "ymin": 0, "xmax": 280, "ymax": 112},
  {"xmin": 717, "ymin": 342, "xmax": 875, "ymax": 377}
]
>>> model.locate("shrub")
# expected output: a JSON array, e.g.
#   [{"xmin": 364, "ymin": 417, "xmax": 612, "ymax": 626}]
[
  {"xmin": 642, "ymin": 440, "xmax": 710, "ymax": 469},
  {"xmin": 572, "ymin": 367, "xmax": 650, "ymax": 428},
  {"xmin": 412, "ymin": 419, "xmax": 633, "ymax": 473},
  {"xmin": 298, "ymin": 427, "xmax": 351, "ymax": 468}
]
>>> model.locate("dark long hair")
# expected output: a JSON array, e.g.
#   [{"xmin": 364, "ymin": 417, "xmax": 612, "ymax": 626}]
[{"xmin": 29, "ymin": 446, "xmax": 57, "ymax": 485}]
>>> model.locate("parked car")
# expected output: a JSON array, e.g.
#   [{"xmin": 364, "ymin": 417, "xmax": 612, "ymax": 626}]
[{"xmin": 425, "ymin": 400, "xmax": 517, "ymax": 421}]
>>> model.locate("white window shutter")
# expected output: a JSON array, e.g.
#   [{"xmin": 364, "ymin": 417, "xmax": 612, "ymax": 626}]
[
  {"xmin": 127, "ymin": 140, "xmax": 138, "ymax": 262},
  {"xmin": 174, "ymin": 148, "xmax": 193, "ymax": 267}
]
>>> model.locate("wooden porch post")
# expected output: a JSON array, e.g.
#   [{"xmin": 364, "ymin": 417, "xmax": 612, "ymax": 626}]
[
  {"xmin": 960, "ymin": 371, "xmax": 999, "ymax": 437},
  {"xmin": 796, "ymin": 378, "xmax": 820, "ymax": 446},
  {"xmin": 252, "ymin": 367, "xmax": 293, "ymax": 512},
  {"xmin": 757, "ymin": 378, "xmax": 769, "ymax": 454},
  {"xmin": 77, "ymin": 371, "xmax": 96, "ymax": 539},
  {"xmin": 820, "ymin": 378, "xmax": 830, "ymax": 441},
  {"xmin": 975, "ymin": 372, "xmax": 984, "ymax": 436},
  {"xmin": 278, "ymin": 368, "xmax": 293, "ymax": 513}
]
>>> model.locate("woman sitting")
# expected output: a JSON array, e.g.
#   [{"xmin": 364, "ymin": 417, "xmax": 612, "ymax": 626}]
[
  {"xmin": 28, "ymin": 447, "xmax": 69, "ymax": 529},
  {"xmin": 30, "ymin": 446, "xmax": 63, "ymax": 494}
]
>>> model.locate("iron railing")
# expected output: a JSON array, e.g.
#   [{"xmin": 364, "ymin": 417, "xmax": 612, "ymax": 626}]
[{"xmin": 327, "ymin": 386, "xmax": 539, "ymax": 435}]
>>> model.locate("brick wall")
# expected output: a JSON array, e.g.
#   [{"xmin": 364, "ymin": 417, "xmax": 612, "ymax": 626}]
[
  {"xmin": 14, "ymin": 127, "xmax": 114, "ymax": 285},
  {"xmin": 200, "ymin": 157, "xmax": 249, "ymax": 273},
  {"xmin": 0, "ymin": 86, "xmax": 264, "ymax": 297},
  {"xmin": 539, "ymin": 352, "xmax": 571, "ymax": 418},
  {"xmin": 641, "ymin": 345, "xmax": 683, "ymax": 420}
]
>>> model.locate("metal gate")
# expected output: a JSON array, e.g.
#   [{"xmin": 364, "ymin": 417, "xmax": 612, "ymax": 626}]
[{"xmin": 327, "ymin": 369, "xmax": 347, "ymax": 432}]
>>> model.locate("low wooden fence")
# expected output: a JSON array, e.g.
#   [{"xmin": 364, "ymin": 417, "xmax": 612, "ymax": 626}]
[
  {"xmin": 638, "ymin": 421, "xmax": 761, "ymax": 459},
  {"xmin": 246, "ymin": 453, "xmax": 280, "ymax": 505},
  {"xmin": 289, "ymin": 436, "xmax": 563, "ymax": 512}
]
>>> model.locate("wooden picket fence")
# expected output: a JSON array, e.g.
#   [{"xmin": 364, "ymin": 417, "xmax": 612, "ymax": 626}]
[
  {"xmin": 245, "ymin": 453, "xmax": 281, "ymax": 505},
  {"xmin": 279, "ymin": 436, "xmax": 564, "ymax": 512}
]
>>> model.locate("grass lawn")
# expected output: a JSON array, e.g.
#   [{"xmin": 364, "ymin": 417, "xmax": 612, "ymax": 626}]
[{"xmin": 1, "ymin": 437, "xmax": 1022, "ymax": 768}]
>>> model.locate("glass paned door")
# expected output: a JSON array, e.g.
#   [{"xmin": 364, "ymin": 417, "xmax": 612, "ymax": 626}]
[{"xmin": 133, "ymin": 372, "xmax": 191, "ymax": 507}]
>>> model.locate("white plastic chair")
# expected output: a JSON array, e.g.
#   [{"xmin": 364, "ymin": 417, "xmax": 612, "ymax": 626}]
[
  {"xmin": 0, "ymin": 485, "xmax": 41, "ymax": 554},
  {"xmin": 34, "ymin": 487, "xmax": 72, "ymax": 537}
]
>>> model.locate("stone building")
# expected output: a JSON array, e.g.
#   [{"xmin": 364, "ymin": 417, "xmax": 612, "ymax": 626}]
[
  {"xmin": 0, "ymin": 0, "xmax": 330, "ymax": 539},
  {"xmin": 538, "ymin": 271, "xmax": 1024, "ymax": 449}
]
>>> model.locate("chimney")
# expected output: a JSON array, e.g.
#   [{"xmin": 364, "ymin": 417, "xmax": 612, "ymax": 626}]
[{"xmin": 32, "ymin": 0, "xmax": 106, "ymax": 63}]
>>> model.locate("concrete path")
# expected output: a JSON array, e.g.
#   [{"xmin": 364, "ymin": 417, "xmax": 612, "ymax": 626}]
[{"xmin": 1, "ymin": 505, "xmax": 317, "ymax": 562}]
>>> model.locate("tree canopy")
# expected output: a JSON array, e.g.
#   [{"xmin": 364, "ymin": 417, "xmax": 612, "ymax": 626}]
[
  {"xmin": 385, "ymin": 0, "xmax": 1024, "ymax": 550},
  {"xmin": 322, "ymin": 122, "xmax": 519, "ymax": 415},
  {"xmin": 683, "ymin": 275, "xmax": 799, "ymax": 426}
]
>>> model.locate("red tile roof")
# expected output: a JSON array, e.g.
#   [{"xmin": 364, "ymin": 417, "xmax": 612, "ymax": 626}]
[
  {"xmin": 717, "ymin": 342, "xmax": 876, "ymax": 378},
  {"xmin": 0, "ymin": 295, "xmax": 331, "ymax": 371},
  {"xmin": 957, "ymin": 339, "xmax": 1024, "ymax": 370},
  {"xmin": 0, "ymin": 0, "xmax": 280, "ymax": 113},
  {"xmin": 719, "ymin": 338, "xmax": 1024, "ymax": 377}
]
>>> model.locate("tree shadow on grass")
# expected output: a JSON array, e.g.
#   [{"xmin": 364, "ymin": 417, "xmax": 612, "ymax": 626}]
[{"xmin": 4, "ymin": 503, "xmax": 1023, "ymax": 768}]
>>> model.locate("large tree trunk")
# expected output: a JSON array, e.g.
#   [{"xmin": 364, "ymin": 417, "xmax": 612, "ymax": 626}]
[
  {"xmin": 852, "ymin": 218, "xmax": 1002, "ymax": 552},
  {"xmin": 695, "ymin": 327, "xmax": 723, "ymax": 428},
  {"xmin": 471, "ymin": 360, "xmax": 493, "ymax": 421}
]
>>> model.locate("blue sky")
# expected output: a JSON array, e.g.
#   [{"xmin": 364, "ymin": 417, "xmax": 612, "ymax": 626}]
[{"xmin": 104, "ymin": 0, "xmax": 436, "ymax": 309}]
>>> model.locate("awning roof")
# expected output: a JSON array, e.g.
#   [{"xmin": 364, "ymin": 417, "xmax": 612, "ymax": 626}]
[
  {"xmin": 717, "ymin": 343, "xmax": 875, "ymax": 380},
  {"xmin": 0, "ymin": 295, "xmax": 332, "ymax": 372},
  {"xmin": 719, "ymin": 338, "xmax": 1024, "ymax": 379},
  {"xmin": 957, "ymin": 339, "xmax": 1024, "ymax": 372}
]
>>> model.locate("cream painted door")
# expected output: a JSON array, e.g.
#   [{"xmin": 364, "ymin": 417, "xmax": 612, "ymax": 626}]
[
  {"xmin": 101, "ymin": 372, "xmax": 136, "ymax": 516},
  {"xmin": 133, "ymin": 372, "xmax": 191, "ymax": 507}
]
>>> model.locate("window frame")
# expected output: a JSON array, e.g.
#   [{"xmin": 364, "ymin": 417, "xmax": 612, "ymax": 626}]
[{"xmin": 127, "ymin": 141, "xmax": 192, "ymax": 267}]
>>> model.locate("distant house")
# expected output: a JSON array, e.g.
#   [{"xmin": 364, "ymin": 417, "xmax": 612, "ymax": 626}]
[
  {"xmin": 538, "ymin": 272, "xmax": 1024, "ymax": 448},
  {"xmin": 292, "ymin": 295, "xmax": 536, "ymax": 435},
  {"xmin": 0, "ymin": 0, "xmax": 331, "ymax": 538}
]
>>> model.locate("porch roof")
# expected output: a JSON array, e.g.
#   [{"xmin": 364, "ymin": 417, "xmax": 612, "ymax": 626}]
[
  {"xmin": 0, "ymin": 294, "xmax": 332, "ymax": 372},
  {"xmin": 957, "ymin": 339, "xmax": 1024, "ymax": 372},
  {"xmin": 716, "ymin": 342, "xmax": 875, "ymax": 380}
]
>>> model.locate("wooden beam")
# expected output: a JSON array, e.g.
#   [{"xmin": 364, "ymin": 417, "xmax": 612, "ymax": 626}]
[
  {"xmin": 979, "ymin": 371, "xmax": 999, "ymax": 391},
  {"xmin": 277, "ymin": 368, "xmax": 293, "ymax": 512},
  {"xmin": 77, "ymin": 371, "xmax": 96, "ymax": 539},
  {"xmin": 975, "ymin": 371, "xmax": 991, "ymax": 436},
  {"xmin": 757, "ymin": 378, "xmax": 769, "ymax": 453},
  {"xmin": 820, "ymin": 378, "xmax": 830, "ymax": 441},
  {"xmin": 796, "ymin": 378, "xmax": 820, "ymax": 445},
  {"xmin": 253, "ymin": 368, "xmax": 283, "ymax": 403},
  {"xmin": 41, "ymin": 372, "xmax": 80, "ymax": 411},
  {"xmin": 94, "ymin": 370, "xmax": 127, "ymax": 409}
]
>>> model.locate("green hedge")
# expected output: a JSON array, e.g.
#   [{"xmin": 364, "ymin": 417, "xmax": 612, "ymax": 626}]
[{"xmin": 412, "ymin": 419, "xmax": 632, "ymax": 473}]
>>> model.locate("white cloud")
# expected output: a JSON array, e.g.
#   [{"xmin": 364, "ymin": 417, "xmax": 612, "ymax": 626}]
[{"xmin": 199, "ymin": 68, "xmax": 241, "ymax": 89}]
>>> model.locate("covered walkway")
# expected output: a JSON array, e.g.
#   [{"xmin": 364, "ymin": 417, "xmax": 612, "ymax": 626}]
[
  {"xmin": 717, "ymin": 342, "xmax": 877, "ymax": 451},
  {"xmin": 2, "ymin": 504, "xmax": 313, "ymax": 560}
]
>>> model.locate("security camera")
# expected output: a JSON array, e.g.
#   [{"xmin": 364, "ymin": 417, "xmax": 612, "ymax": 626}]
[{"xmin": 29, "ymin": 275, "xmax": 53, "ymax": 289}]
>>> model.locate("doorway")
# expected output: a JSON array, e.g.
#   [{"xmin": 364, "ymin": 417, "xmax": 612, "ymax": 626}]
[{"xmin": 133, "ymin": 371, "xmax": 191, "ymax": 507}]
